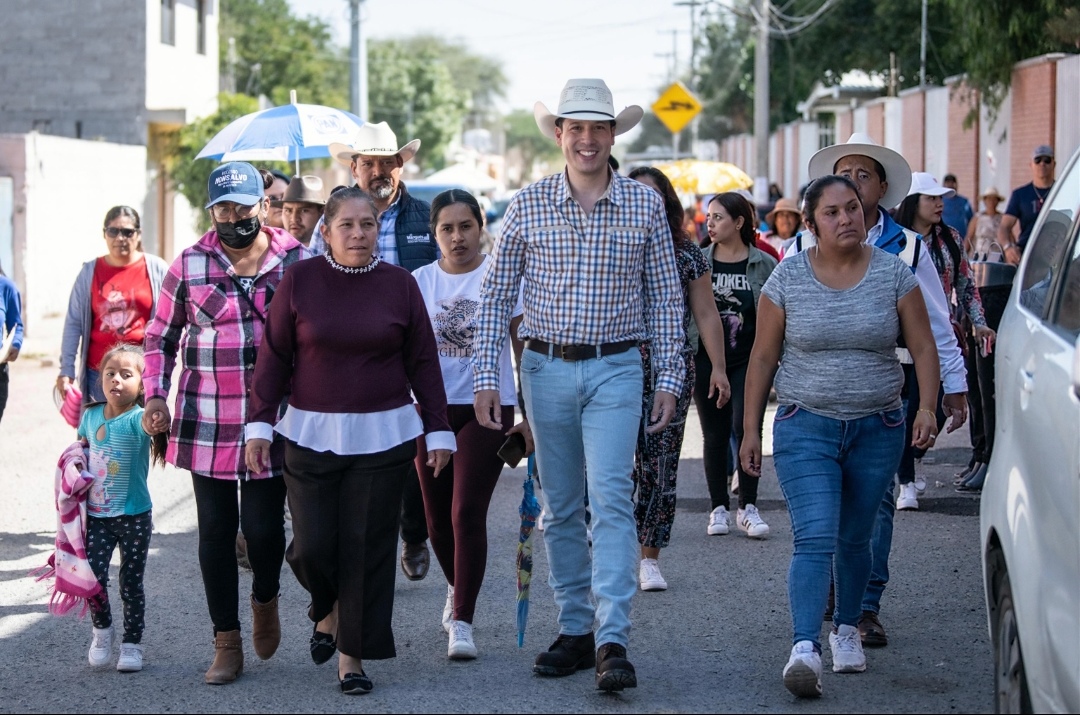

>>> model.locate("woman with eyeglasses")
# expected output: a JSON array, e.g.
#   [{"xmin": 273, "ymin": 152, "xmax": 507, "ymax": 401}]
[{"xmin": 58, "ymin": 206, "xmax": 169, "ymax": 404}]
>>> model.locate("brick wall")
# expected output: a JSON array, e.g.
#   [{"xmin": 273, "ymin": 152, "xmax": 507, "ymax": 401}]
[
  {"xmin": 1010, "ymin": 57, "xmax": 1060, "ymax": 189},
  {"xmin": 901, "ymin": 91, "xmax": 925, "ymax": 172},
  {"xmin": 947, "ymin": 81, "xmax": 981, "ymax": 202},
  {"xmin": 837, "ymin": 110, "xmax": 852, "ymax": 144}
]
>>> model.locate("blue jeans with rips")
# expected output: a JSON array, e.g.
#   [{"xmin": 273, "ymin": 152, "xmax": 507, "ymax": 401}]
[
  {"xmin": 772, "ymin": 404, "xmax": 906, "ymax": 649},
  {"xmin": 520, "ymin": 346, "xmax": 644, "ymax": 649}
]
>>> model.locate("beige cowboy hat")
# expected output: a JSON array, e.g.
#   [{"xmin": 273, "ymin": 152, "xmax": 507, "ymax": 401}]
[
  {"xmin": 765, "ymin": 197, "xmax": 801, "ymax": 225},
  {"xmin": 808, "ymin": 132, "xmax": 912, "ymax": 209},
  {"xmin": 981, "ymin": 186, "xmax": 1004, "ymax": 201},
  {"xmin": 533, "ymin": 78, "xmax": 644, "ymax": 140},
  {"xmin": 271, "ymin": 175, "xmax": 326, "ymax": 208},
  {"xmin": 328, "ymin": 121, "xmax": 421, "ymax": 166}
]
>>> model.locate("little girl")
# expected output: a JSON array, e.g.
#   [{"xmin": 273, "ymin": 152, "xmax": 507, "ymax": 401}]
[{"xmin": 79, "ymin": 343, "xmax": 166, "ymax": 672}]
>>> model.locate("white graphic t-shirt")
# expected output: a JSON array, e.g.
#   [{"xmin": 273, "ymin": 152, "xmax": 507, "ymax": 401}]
[{"xmin": 412, "ymin": 255, "xmax": 522, "ymax": 406}]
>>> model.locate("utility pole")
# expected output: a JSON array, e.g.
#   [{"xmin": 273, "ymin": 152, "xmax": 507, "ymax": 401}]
[
  {"xmin": 224, "ymin": 37, "xmax": 237, "ymax": 94},
  {"xmin": 919, "ymin": 0, "xmax": 928, "ymax": 87},
  {"xmin": 753, "ymin": 0, "xmax": 770, "ymax": 204},
  {"xmin": 349, "ymin": 0, "xmax": 368, "ymax": 119},
  {"xmin": 674, "ymin": 0, "xmax": 701, "ymax": 157}
]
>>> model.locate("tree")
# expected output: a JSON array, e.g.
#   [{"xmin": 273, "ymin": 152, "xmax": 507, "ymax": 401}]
[
  {"xmin": 395, "ymin": 35, "xmax": 508, "ymax": 128},
  {"xmin": 501, "ymin": 109, "xmax": 562, "ymax": 185},
  {"xmin": 366, "ymin": 39, "xmax": 469, "ymax": 171},
  {"xmin": 219, "ymin": 0, "xmax": 347, "ymax": 108},
  {"xmin": 166, "ymin": 93, "xmax": 265, "ymax": 234}
]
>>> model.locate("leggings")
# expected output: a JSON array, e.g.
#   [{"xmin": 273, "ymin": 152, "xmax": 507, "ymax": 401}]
[
  {"xmin": 0, "ymin": 364, "xmax": 7, "ymax": 424},
  {"xmin": 86, "ymin": 511, "xmax": 153, "ymax": 643},
  {"xmin": 693, "ymin": 349, "xmax": 759, "ymax": 510},
  {"xmin": 190, "ymin": 474, "xmax": 287, "ymax": 634},
  {"xmin": 416, "ymin": 404, "xmax": 514, "ymax": 624},
  {"xmin": 634, "ymin": 343, "xmax": 695, "ymax": 549}
]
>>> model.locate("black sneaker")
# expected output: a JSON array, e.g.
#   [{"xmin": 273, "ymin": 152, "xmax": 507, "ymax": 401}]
[
  {"xmin": 596, "ymin": 642, "xmax": 637, "ymax": 691},
  {"xmin": 534, "ymin": 633, "xmax": 595, "ymax": 676}
]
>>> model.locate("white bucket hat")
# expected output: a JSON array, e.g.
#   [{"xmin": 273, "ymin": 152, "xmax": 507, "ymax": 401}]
[
  {"xmin": 808, "ymin": 132, "xmax": 912, "ymax": 209},
  {"xmin": 908, "ymin": 172, "xmax": 956, "ymax": 198},
  {"xmin": 533, "ymin": 78, "xmax": 644, "ymax": 140},
  {"xmin": 328, "ymin": 121, "xmax": 421, "ymax": 166}
]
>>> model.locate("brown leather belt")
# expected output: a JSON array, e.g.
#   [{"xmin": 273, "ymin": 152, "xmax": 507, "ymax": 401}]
[{"xmin": 525, "ymin": 338, "xmax": 638, "ymax": 362}]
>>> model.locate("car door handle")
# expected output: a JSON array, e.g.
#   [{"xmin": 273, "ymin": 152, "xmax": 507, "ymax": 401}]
[{"xmin": 1019, "ymin": 369, "xmax": 1034, "ymax": 395}]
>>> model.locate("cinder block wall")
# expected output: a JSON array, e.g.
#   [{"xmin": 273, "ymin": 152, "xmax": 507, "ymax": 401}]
[
  {"xmin": 901, "ymin": 90, "xmax": 925, "ymax": 172},
  {"xmin": 0, "ymin": 1, "xmax": 147, "ymax": 144}
]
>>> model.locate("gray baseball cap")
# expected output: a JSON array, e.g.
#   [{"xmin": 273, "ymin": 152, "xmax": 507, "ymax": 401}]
[{"xmin": 1032, "ymin": 145, "xmax": 1054, "ymax": 160}]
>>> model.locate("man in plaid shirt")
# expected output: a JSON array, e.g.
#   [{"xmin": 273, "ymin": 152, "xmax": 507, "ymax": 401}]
[
  {"xmin": 473, "ymin": 79, "xmax": 685, "ymax": 692},
  {"xmin": 142, "ymin": 162, "xmax": 308, "ymax": 684}
]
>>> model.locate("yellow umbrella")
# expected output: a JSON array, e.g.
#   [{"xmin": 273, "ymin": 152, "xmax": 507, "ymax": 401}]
[{"xmin": 653, "ymin": 159, "xmax": 753, "ymax": 195}]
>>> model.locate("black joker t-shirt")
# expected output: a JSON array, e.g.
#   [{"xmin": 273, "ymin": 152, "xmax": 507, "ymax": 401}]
[{"xmin": 710, "ymin": 257, "xmax": 756, "ymax": 367}]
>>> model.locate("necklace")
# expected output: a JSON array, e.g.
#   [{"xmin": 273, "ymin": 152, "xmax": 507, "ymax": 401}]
[{"xmin": 325, "ymin": 253, "xmax": 380, "ymax": 274}]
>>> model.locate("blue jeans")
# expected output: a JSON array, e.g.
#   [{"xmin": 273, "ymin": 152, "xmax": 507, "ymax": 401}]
[
  {"xmin": 520, "ymin": 346, "xmax": 643, "ymax": 648},
  {"xmin": 772, "ymin": 404, "xmax": 906, "ymax": 648}
]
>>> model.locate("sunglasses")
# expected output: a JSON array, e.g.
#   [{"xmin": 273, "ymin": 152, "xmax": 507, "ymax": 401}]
[
  {"xmin": 1034, "ymin": 156, "xmax": 1053, "ymax": 165},
  {"xmin": 104, "ymin": 227, "xmax": 138, "ymax": 239}
]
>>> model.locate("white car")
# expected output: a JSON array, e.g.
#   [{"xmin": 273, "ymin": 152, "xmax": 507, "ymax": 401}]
[{"xmin": 981, "ymin": 145, "xmax": 1080, "ymax": 713}]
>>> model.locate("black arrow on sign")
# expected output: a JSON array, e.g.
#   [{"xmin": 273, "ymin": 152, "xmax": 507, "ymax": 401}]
[{"xmin": 658, "ymin": 101, "xmax": 696, "ymax": 111}]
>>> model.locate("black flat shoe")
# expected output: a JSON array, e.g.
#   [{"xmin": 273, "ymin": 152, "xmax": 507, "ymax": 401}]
[
  {"xmin": 310, "ymin": 625, "xmax": 337, "ymax": 665},
  {"xmin": 340, "ymin": 671, "xmax": 373, "ymax": 695}
]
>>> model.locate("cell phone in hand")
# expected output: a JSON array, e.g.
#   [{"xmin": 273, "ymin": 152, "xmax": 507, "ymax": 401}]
[{"xmin": 497, "ymin": 432, "xmax": 527, "ymax": 468}]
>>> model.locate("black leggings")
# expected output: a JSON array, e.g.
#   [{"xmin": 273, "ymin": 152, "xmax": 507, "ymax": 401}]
[
  {"xmin": 86, "ymin": 511, "xmax": 153, "ymax": 643},
  {"xmin": 190, "ymin": 474, "xmax": 287, "ymax": 633},
  {"xmin": 0, "ymin": 363, "xmax": 8, "ymax": 424},
  {"xmin": 693, "ymin": 349, "xmax": 758, "ymax": 510}
]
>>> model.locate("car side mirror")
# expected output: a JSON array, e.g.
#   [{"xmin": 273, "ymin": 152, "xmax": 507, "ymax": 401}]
[{"xmin": 1073, "ymin": 335, "xmax": 1080, "ymax": 400}]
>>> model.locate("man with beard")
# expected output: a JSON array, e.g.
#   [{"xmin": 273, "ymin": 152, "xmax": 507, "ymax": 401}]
[{"xmin": 328, "ymin": 123, "xmax": 439, "ymax": 581}]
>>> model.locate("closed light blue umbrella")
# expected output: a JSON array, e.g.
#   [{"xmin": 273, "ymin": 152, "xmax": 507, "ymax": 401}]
[
  {"xmin": 196, "ymin": 100, "xmax": 365, "ymax": 172},
  {"xmin": 516, "ymin": 455, "xmax": 542, "ymax": 647}
]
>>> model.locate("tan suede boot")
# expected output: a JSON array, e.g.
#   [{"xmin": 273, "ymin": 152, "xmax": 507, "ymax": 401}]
[
  {"xmin": 251, "ymin": 594, "xmax": 281, "ymax": 660},
  {"xmin": 205, "ymin": 630, "xmax": 244, "ymax": 684}
]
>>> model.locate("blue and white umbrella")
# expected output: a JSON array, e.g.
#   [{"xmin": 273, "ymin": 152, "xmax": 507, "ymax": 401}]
[{"xmin": 196, "ymin": 101, "xmax": 365, "ymax": 170}]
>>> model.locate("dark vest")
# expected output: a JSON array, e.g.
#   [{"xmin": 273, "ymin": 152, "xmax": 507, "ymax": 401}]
[{"xmin": 392, "ymin": 184, "xmax": 438, "ymax": 272}]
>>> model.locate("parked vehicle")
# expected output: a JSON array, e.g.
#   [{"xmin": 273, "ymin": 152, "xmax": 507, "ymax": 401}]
[{"xmin": 980, "ymin": 146, "xmax": 1080, "ymax": 714}]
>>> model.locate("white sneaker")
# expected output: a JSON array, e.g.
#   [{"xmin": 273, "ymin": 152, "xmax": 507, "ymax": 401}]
[
  {"xmin": 782, "ymin": 641, "xmax": 822, "ymax": 697},
  {"xmin": 913, "ymin": 475, "xmax": 927, "ymax": 494},
  {"xmin": 536, "ymin": 508, "xmax": 545, "ymax": 532},
  {"xmin": 447, "ymin": 620, "xmax": 477, "ymax": 660},
  {"xmin": 116, "ymin": 643, "xmax": 144, "ymax": 672},
  {"xmin": 442, "ymin": 584, "xmax": 455, "ymax": 633},
  {"xmin": 707, "ymin": 506, "xmax": 730, "ymax": 535},
  {"xmin": 639, "ymin": 558, "xmax": 668, "ymax": 591},
  {"xmin": 737, "ymin": 504, "xmax": 770, "ymax": 538},
  {"xmin": 897, "ymin": 482, "xmax": 919, "ymax": 511},
  {"xmin": 829, "ymin": 624, "xmax": 867, "ymax": 673},
  {"xmin": 88, "ymin": 626, "xmax": 113, "ymax": 667}
]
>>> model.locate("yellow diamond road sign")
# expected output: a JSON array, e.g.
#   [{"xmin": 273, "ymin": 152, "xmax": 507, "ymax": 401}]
[{"xmin": 652, "ymin": 81, "xmax": 702, "ymax": 134}]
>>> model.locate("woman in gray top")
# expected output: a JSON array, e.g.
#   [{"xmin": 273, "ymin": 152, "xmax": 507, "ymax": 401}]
[
  {"xmin": 739, "ymin": 176, "xmax": 940, "ymax": 699},
  {"xmin": 57, "ymin": 206, "xmax": 169, "ymax": 404}
]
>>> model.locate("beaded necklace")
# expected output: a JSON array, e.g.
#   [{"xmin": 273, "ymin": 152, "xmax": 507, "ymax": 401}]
[{"xmin": 325, "ymin": 253, "xmax": 380, "ymax": 274}]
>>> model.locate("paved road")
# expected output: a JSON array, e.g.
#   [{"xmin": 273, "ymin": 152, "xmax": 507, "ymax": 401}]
[{"xmin": 0, "ymin": 316, "xmax": 992, "ymax": 713}]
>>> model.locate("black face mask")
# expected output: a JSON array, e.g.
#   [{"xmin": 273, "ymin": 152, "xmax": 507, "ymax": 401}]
[{"xmin": 215, "ymin": 216, "xmax": 262, "ymax": 250}]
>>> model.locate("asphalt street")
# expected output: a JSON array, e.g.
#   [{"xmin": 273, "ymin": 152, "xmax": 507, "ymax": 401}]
[{"xmin": 0, "ymin": 316, "xmax": 993, "ymax": 713}]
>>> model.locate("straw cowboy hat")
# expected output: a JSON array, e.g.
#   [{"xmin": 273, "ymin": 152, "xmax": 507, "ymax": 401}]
[
  {"xmin": 765, "ymin": 197, "xmax": 801, "ymax": 225},
  {"xmin": 328, "ymin": 121, "xmax": 421, "ymax": 166},
  {"xmin": 981, "ymin": 186, "xmax": 1004, "ymax": 201},
  {"xmin": 270, "ymin": 175, "xmax": 326, "ymax": 208},
  {"xmin": 533, "ymin": 78, "xmax": 644, "ymax": 140},
  {"xmin": 808, "ymin": 132, "xmax": 912, "ymax": 209}
]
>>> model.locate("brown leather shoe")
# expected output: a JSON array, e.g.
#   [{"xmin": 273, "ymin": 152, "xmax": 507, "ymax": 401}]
[
  {"xmin": 205, "ymin": 629, "xmax": 244, "ymax": 684},
  {"xmin": 857, "ymin": 610, "xmax": 888, "ymax": 647},
  {"xmin": 251, "ymin": 594, "xmax": 281, "ymax": 660},
  {"xmin": 401, "ymin": 541, "xmax": 430, "ymax": 581}
]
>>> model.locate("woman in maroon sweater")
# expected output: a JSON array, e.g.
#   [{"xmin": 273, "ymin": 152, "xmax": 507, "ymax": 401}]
[{"xmin": 245, "ymin": 187, "xmax": 453, "ymax": 695}]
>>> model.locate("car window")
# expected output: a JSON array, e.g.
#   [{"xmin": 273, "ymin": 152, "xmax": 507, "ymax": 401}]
[
  {"xmin": 1052, "ymin": 233, "xmax": 1080, "ymax": 337},
  {"xmin": 1019, "ymin": 161, "xmax": 1079, "ymax": 317}
]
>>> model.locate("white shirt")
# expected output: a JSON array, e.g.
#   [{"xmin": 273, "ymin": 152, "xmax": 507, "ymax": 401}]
[{"xmin": 412, "ymin": 255, "xmax": 523, "ymax": 406}]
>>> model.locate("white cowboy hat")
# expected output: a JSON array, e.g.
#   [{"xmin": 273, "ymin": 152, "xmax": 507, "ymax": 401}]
[
  {"xmin": 808, "ymin": 132, "xmax": 912, "ymax": 209},
  {"xmin": 328, "ymin": 121, "xmax": 421, "ymax": 166},
  {"xmin": 533, "ymin": 78, "xmax": 644, "ymax": 140},
  {"xmin": 908, "ymin": 172, "xmax": 956, "ymax": 198}
]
